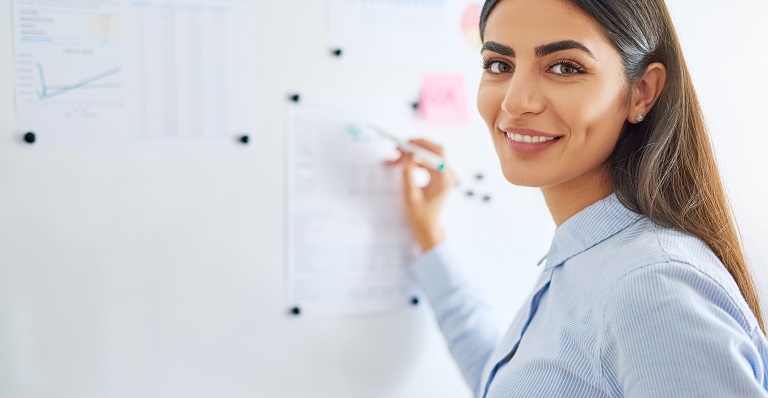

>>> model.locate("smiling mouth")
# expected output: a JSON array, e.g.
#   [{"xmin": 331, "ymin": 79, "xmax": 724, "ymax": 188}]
[
  {"xmin": 503, "ymin": 131, "xmax": 562, "ymax": 144},
  {"xmin": 499, "ymin": 127, "xmax": 563, "ymax": 155},
  {"xmin": 500, "ymin": 127, "xmax": 564, "ymax": 144}
]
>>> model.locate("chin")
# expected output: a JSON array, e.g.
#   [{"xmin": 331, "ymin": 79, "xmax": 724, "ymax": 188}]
[{"xmin": 500, "ymin": 165, "xmax": 546, "ymax": 187}]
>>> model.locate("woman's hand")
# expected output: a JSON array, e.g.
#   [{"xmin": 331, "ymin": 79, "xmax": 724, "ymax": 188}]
[{"xmin": 385, "ymin": 139, "xmax": 457, "ymax": 252}]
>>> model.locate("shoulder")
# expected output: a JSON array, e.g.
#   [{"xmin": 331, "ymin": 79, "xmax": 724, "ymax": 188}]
[
  {"xmin": 564, "ymin": 217, "xmax": 753, "ymax": 325},
  {"xmin": 602, "ymin": 222, "xmax": 760, "ymax": 333},
  {"xmin": 598, "ymin": 257, "xmax": 768, "ymax": 395},
  {"xmin": 596, "ymin": 226, "xmax": 768, "ymax": 394},
  {"xmin": 604, "ymin": 260, "xmax": 757, "ymax": 334},
  {"xmin": 562, "ymin": 213, "xmax": 764, "ymax": 338},
  {"xmin": 591, "ymin": 218, "xmax": 760, "ymax": 332}
]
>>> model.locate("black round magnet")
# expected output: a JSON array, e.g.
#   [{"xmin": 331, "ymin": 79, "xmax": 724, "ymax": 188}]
[
  {"xmin": 290, "ymin": 306, "xmax": 301, "ymax": 316},
  {"xmin": 411, "ymin": 101, "xmax": 419, "ymax": 110},
  {"xmin": 23, "ymin": 131, "xmax": 36, "ymax": 144},
  {"xmin": 483, "ymin": 195, "xmax": 492, "ymax": 202},
  {"xmin": 239, "ymin": 135, "xmax": 249, "ymax": 144},
  {"xmin": 466, "ymin": 190, "xmax": 475, "ymax": 197},
  {"xmin": 411, "ymin": 296, "xmax": 419, "ymax": 306},
  {"xmin": 289, "ymin": 94, "xmax": 301, "ymax": 103},
  {"xmin": 331, "ymin": 48, "xmax": 343, "ymax": 57},
  {"xmin": 475, "ymin": 173, "xmax": 484, "ymax": 181}
]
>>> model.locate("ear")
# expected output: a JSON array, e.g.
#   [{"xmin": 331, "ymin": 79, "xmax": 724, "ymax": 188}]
[{"xmin": 628, "ymin": 62, "xmax": 667, "ymax": 124}]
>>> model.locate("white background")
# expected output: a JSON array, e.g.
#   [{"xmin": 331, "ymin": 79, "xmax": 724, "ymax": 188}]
[{"xmin": 0, "ymin": 1, "xmax": 766, "ymax": 397}]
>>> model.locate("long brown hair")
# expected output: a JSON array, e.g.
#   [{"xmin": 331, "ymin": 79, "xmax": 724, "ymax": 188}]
[{"xmin": 480, "ymin": 0, "xmax": 765, "ymax": 332}]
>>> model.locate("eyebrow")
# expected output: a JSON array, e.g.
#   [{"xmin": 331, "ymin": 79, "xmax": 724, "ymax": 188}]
[
  {"xmin": 481, "ymin": 41, "xmax": 516, "ymax": 57},
  {"xmin": 481, "ymin": 40, "xmax": 596, "ymax": 59}
]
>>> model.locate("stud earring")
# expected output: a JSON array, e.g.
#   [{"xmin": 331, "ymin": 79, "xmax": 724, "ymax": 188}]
[{"xmin": 635, "ymin": 114, "xmax": 645, "ymax": 123}]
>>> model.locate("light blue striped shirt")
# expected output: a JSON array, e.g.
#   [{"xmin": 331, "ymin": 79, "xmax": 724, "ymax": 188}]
[{"xmin": 411, "ymin": 193, "xmax": 768, "ymax": 397}]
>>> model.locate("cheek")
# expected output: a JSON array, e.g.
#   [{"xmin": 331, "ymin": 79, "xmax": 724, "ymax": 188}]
[
  {"xmin": 477, "ymin": 82, "xmax": 502, "ymax": 128},
  {"xmin": 555, "ymin": 83, "xmax": 626, "ymax": 147}
]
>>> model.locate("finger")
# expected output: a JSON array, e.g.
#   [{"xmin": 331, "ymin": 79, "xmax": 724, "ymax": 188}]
[
  {"xmin": 411, "ymin": 158, "xmax": 430, "ymax": 169},
  {"xmin": 401, "ymin": 153, "xmax": 418, "ymax": 200},
  {"xmin": 382, "ymin": 149, "xmax": 405, "ymax": 166},
  {"xmin": 438, "ymin": 167, "xmax": 459, "ymax": 189},
  {"xmin": 412, "ymin": 158, "xmax": 439, "ymax": 174},
  {"xmin": 411, "ymin": 158, "xmax": 453, "ymax": 191},
  {"xmin": 407, "ymin": 139, "xmax": 445, "ymax": 157},
  {"xmin": 383, "ymin": 157, "xmax": 402, "ymax": 166},
  {"xmin": 412, "ymin": 157, "xmax": 450, "ymax": 182}
]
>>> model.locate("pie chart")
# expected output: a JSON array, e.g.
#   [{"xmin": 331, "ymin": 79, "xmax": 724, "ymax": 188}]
[{"xmin": 461, "ymin": 2, "xmax": 482, "ymax": 50}]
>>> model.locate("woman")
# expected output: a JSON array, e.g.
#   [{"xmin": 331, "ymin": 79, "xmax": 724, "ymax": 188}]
[{"xmin": 386, "ymin": 0, "xmax": 768, "ymax": 396}]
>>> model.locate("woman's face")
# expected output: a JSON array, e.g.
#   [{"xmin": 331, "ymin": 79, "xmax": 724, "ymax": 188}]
[{"xmin": 477, "ymin": 0, "xmax": 630, "ymax": 188}]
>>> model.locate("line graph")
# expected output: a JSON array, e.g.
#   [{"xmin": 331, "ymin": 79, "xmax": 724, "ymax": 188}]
[
  {"xmin": 36, "ymin": 63, "xmax": 121, "ymax": 100},
  {"xmin": 13, "ymin": 0, "xmax": 254, "ymax": 145}
]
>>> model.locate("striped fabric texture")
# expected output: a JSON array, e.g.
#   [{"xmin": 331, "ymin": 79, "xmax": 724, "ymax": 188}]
[{"xmin": 411, "ymin": 193, "xmax": 768, "ymax": 397}]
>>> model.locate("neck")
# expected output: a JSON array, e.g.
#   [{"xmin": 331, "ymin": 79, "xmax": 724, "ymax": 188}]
[{"xmin": 541, "ymin": 164, "xmax": 614, "ymax": 226}]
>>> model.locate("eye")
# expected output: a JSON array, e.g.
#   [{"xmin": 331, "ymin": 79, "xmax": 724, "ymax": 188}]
[
  {"xmin": 483, "ymin": 60, "xmax": 512, "ymax": 74},
  {"xmin": 548, "ymin": 60, "xmax": 585, "ymax": 76},
  {"xmin": 490, "ymin": 61, "xmax": 511, "ymax": 74}
]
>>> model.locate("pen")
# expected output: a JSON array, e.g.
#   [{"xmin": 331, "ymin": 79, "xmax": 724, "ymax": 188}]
[{"xmin": 365, "ymin": 124, "xmax": 446, "ymax": 172}]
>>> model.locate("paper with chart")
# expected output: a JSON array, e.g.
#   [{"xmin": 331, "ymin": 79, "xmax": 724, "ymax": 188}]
[
  {"xmin": 328, "ymin": 0, "xmax": 483, "ymax": 67},
  {"xmin": 12, "ymin": 0, "xmax": 253, "ymax": 145},
  {"xmin": 287, "ymin": 98, "xmax": 420, "ymax": 315}
]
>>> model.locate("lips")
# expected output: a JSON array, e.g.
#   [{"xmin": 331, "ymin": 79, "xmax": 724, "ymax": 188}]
[
  {"xmin": 499, "ymin": 126, "xmax": 563, "ymax": 155},
  {"xmin": 500, "ymin": 126, "xmax": 563, "ymax": 139},
  {"xmin": 505, "ymin": 131, "xmax": 557, "ymax": 144}
]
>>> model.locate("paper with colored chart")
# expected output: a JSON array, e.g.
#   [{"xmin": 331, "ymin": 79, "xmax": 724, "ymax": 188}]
[
  {"xmin": 286, "ymin": 96, "xmax": 421, "ymax": 315},
  {"xmin": 12, "ymin": 0, "xmax": 253, "ymax": 145}
]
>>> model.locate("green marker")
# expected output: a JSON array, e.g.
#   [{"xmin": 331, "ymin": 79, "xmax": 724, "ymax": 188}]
[{"xmin": 363, "ymin": 124, "xmax": 446, "ymax": 172}]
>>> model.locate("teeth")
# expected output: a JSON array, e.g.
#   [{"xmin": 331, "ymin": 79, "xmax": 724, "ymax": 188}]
[{"xmin": 504, "ymin": 131, "xmax": 557, "ymax": 143}]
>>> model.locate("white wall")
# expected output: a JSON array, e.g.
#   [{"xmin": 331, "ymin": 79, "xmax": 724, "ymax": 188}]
[
  {"xmin": 0, "ymin": 1, "xmax": 765, "ymax": 398},
  {"xmin": 668, "ymin": 0, "xmax": 768, "ymax": 317}
]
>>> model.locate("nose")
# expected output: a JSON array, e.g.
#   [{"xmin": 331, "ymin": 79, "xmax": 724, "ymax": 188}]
[{"xmin": 500, "ymin": 68, "xmax": 546, "ymax": 118}]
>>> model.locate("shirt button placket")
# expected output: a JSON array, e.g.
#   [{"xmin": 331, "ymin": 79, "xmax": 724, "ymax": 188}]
[{"xmin": 480, "ymin": 268, "xmax": 555, "ymax": 398}]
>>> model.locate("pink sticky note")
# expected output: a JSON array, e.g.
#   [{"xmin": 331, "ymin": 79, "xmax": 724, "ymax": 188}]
[{"xmin": 418, "ymin": 74, "xmax": 469, "ymax": 125}]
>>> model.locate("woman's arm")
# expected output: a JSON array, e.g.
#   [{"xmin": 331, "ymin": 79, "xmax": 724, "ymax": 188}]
[
  {"xmin": 387, "ymin": 139, "xmax": 502, "ymax": 394},
  {"xmin": 411, "ymin": 241, "xmax": 502, "ymax": 395}
]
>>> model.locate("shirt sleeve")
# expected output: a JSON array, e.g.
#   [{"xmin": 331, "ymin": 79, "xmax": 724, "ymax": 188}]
[
  {"xmin": 410, "ymin": 241, "xmax": 502, "ymax": 396},
  {"xmin": 600, "ymin": 261, "xmax": 768, "ymax": 398}
]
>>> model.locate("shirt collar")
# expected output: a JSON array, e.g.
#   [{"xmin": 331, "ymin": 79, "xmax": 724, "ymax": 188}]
[{"xmin": 542, "ymin": 193, "xmax": 643, "ymax": 271}]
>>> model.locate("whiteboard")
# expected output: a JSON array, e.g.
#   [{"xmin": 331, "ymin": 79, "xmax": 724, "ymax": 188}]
[{"xmin": 0, "ymin": 1, "xmax": 766, "ymax": 397}]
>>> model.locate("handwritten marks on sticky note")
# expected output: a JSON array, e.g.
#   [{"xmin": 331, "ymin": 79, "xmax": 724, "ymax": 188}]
[{"xmin": 418, "ymin": 74, "xmax": 469, "ymax": 125}]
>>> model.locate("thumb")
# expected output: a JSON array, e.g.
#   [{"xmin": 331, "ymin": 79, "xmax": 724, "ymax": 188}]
[{"xmin": 402, "ymin": 153, "xmax": 419, "ymax": 203}]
